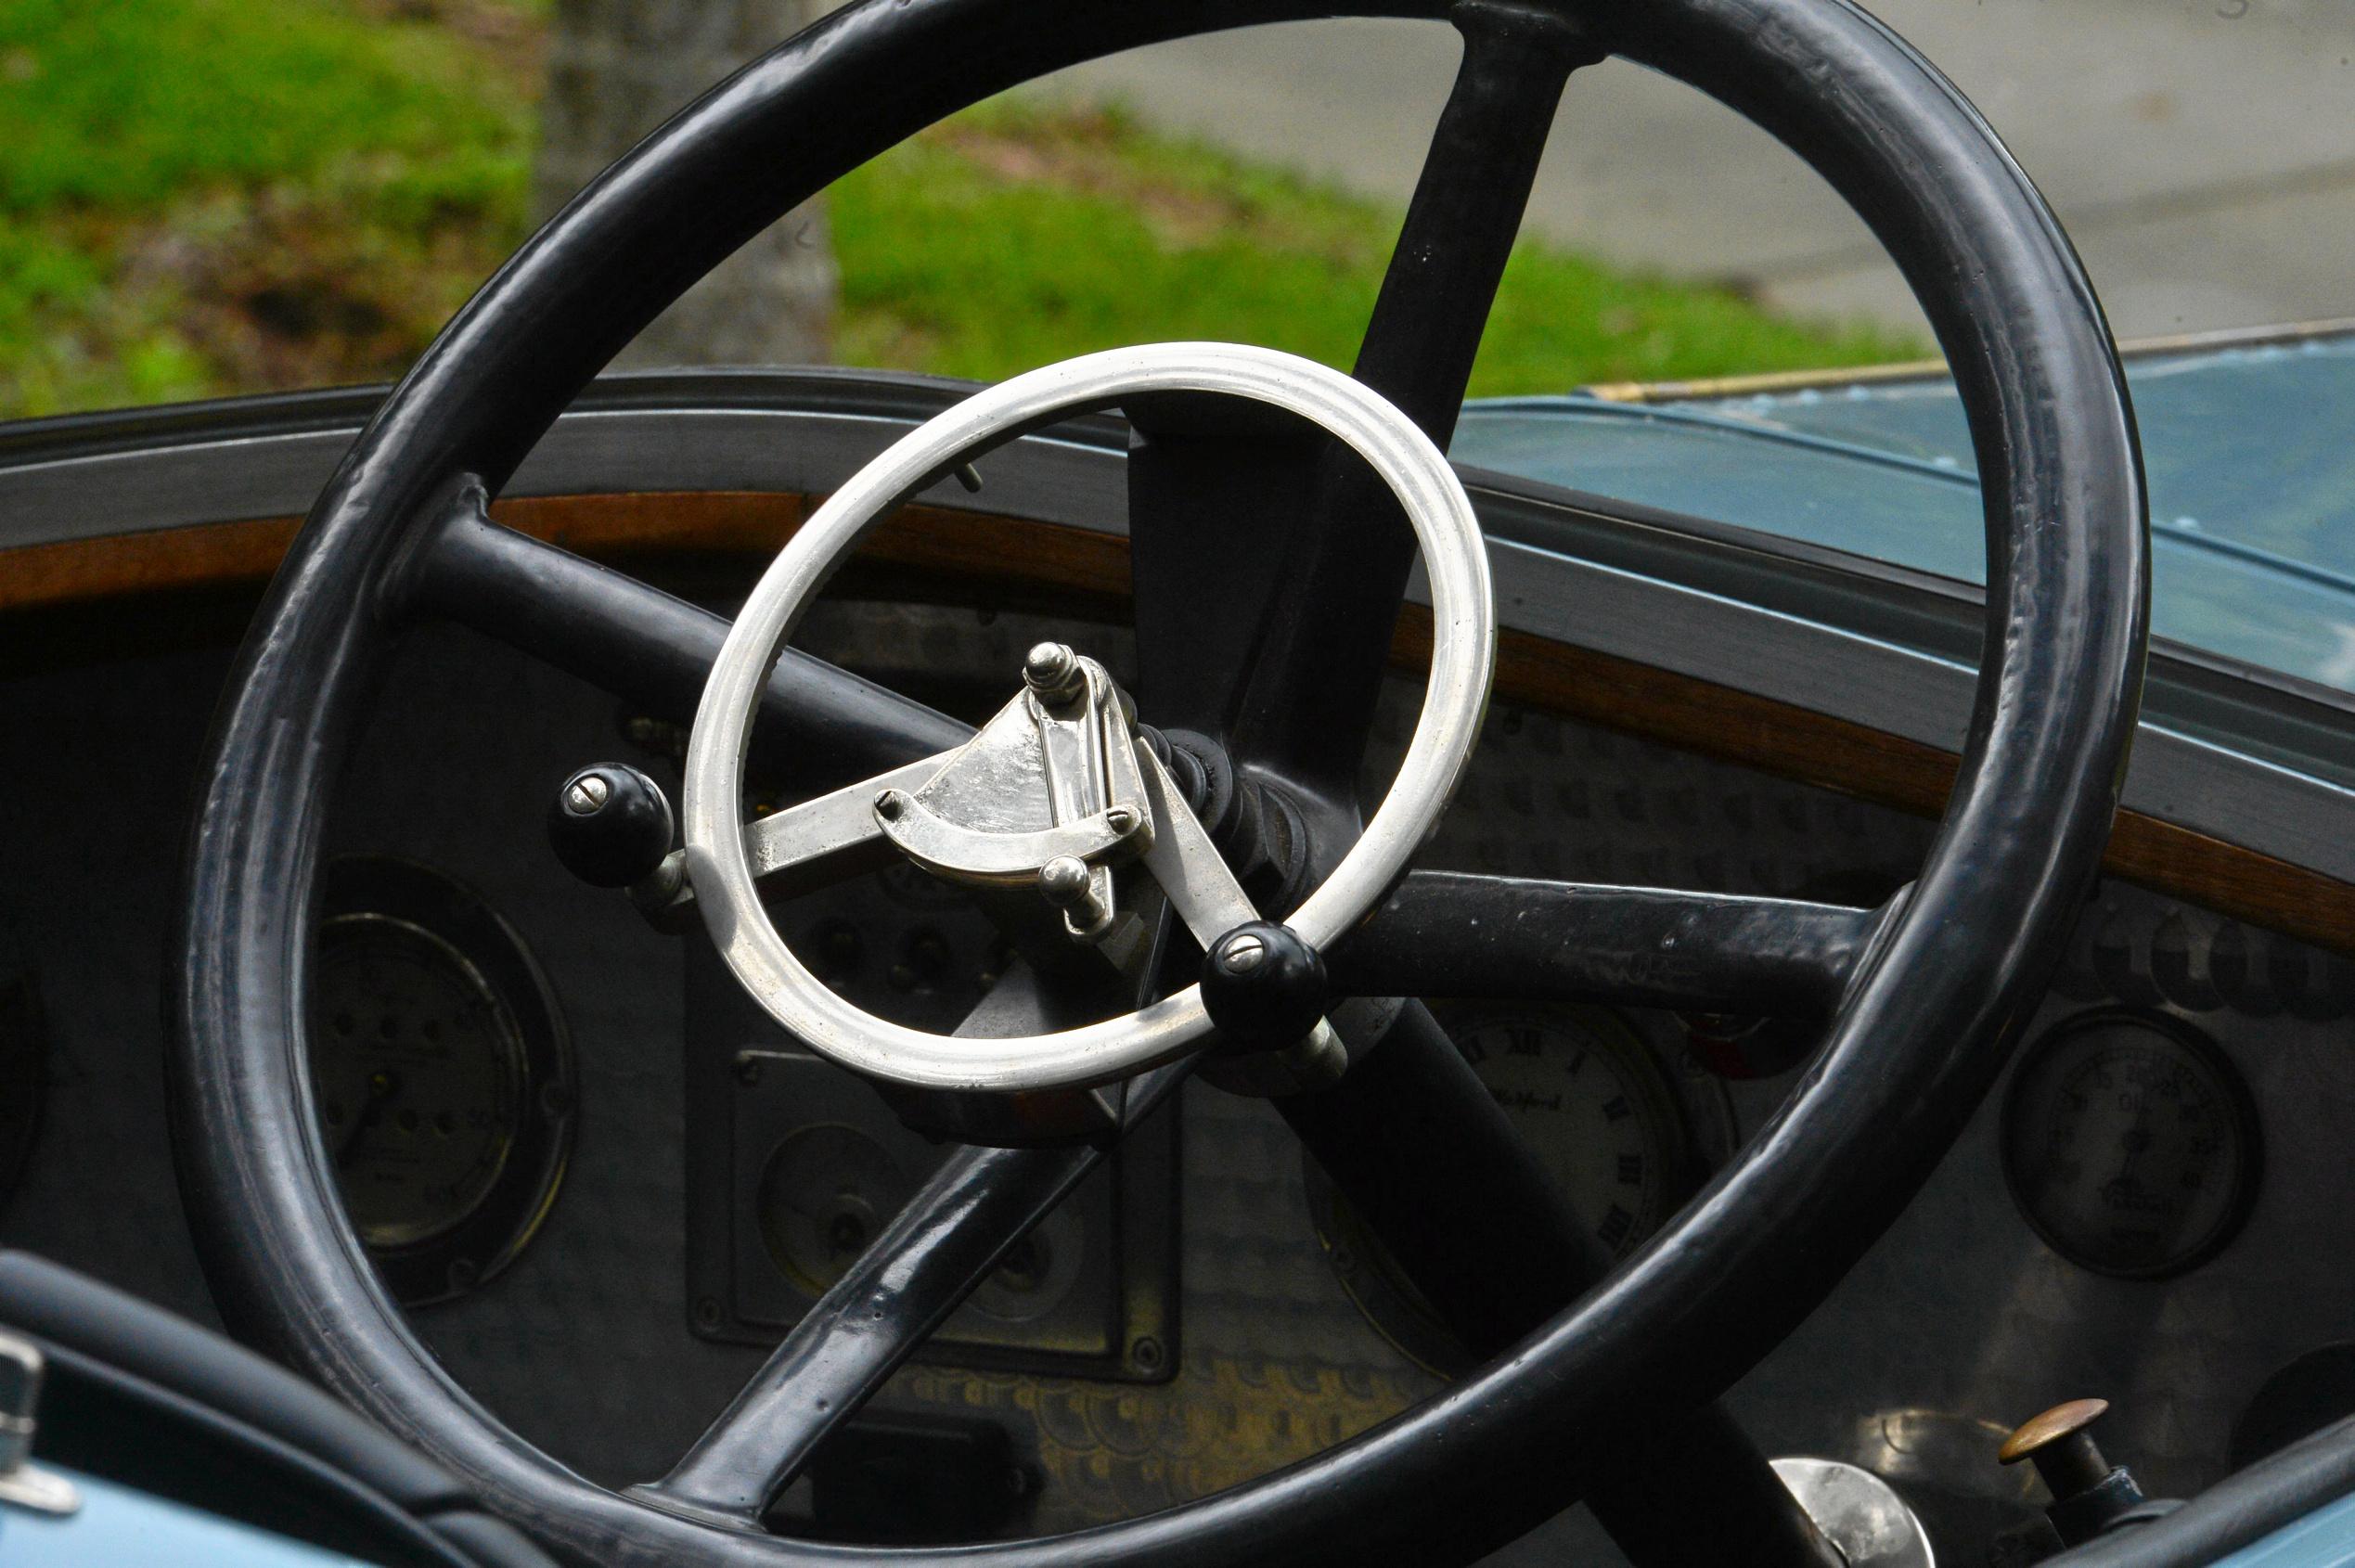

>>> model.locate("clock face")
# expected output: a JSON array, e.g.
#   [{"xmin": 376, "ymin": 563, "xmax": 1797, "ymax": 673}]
[
  {"xmin": 1446, "ymin": 1007, "xmax": 1690, "ymax": 1262},
  {"xmin": 1306, "ymin": 1004, "xmax": 1715, "ymax": 1375}
]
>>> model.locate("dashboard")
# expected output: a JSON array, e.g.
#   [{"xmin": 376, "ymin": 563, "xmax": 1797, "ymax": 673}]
[{"xmin": 3, "ymin": 590, "xmax": 2351, "ymax": 1562}]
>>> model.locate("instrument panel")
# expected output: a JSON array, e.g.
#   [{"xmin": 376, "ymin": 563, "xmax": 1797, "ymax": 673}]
[
  {"xmin": 6, "ymin": 603, "xmax": 2355, "ymax": 1563},
  {"xmin": 683, "ymin": 883, "xmax": 1179, "ymax": 1383}
]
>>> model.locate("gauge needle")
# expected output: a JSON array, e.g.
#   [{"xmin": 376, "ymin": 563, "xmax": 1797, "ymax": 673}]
[
  {"xmin": 2104, "ymin": 1120, "xmax": 2152, "ymax": 1193},
  {"xmin": 337, "ymin": 1069, "xmax": 400, "ymax": 1168}
]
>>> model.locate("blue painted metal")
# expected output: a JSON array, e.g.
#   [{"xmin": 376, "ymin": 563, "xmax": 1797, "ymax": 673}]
[
  {"xmin": 0, "ymin": 1468, "xmax": 373, "ymax": 1566},
  {"xmin": 1456, "ymin": 330, "xmax": 2355, "ymax": 695},
  {"xmin": 2212, "ymin": 1488, "xmax": 2355, "ymax": 1568}
]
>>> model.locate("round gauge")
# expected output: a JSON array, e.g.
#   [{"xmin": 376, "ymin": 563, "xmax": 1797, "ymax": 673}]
[
  {"xmin": 309, "ymin": 857, "xmax": 574, "ymax": 1305},
  {"xmin": 1448, "ymin": 1006, "xmax": 1696, "ymax": 1258},
  {"xmin": 755, "ymin": 1122, "xmax": 1086, "ymax": 1323},
  {"xmin": 758, "ymin": 1124, "xmax": 912, "ymax": 1298},
  {"xmin": 1308, "ymin": 1005, "xmax": 1715, "ymax": 1373},
  {"xmin": 2001, "ymin": 1009, "xmax": 2260, "ymax": 1280}
]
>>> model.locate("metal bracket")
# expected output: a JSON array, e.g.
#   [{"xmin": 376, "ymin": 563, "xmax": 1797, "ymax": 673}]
[
  {"xmin": 1132, "ymin": 747, "xmax": 1345, "ymax": 1094},
  {"xmin": 0, "ymin": 1332, "xmax": 78, "ymax": 1519},
  {"xmin": 875, "ymin": 648, "xmax": 1152, "ymax": 924}
]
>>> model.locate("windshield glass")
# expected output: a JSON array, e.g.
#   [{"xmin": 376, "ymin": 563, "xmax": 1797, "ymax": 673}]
[{"xmin": 1455, "ymin": 330, "xmax": 2355, "ymax": 696}]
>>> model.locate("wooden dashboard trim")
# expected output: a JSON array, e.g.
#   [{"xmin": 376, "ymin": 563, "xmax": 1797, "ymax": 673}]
[{"xmin": 9, "ymin": 489, "xmax": 2353, "ymax": 955}]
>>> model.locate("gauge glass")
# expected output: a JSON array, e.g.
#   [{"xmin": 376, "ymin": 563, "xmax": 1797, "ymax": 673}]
[
  {"xmin": 1449, "ymin": 1007, "xmax": 1691, "ymax": 1260},
  {"xmin": 1308, "ymin": 1005, "xmax": 1701, "ymax": 1373},
  {"xmin": 311, "ymin": 914, "xmax": 527, "ymax": 1250},
  {"xmin": 2001, "ymin": 1010, "xmax": 2260, "ymax": 1279},
  {"xmin": 306, "ymin": 856, "xmax": 573, "ymax": 1305}
]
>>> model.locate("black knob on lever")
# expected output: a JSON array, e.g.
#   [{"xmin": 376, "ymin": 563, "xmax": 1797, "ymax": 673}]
[
  {"xmin": 1200, "ymin": 921, "xmax": 1328, "ymax": 1053},
  {"xmin": 548, "ymin": 764, "xmax": 675, "ymax": 888}
]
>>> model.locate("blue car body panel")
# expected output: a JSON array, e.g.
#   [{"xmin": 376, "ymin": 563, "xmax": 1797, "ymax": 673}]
[
  {"xmin": 0, "ymin": 1470, "xmax": 375, "ymax": 1565},
  {"xmin": 2217, "ymin": 1489, "xmax": 2355, "ymax": 1568},
  {"xmin": 1455, "ymin": 331, "xmax": 2355, "ymax": 698}
]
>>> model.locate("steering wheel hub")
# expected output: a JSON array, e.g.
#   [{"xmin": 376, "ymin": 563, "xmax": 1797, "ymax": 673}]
[{"xmin": 869, "ymin": 645, "xmax": 1151, "ymax": 906}]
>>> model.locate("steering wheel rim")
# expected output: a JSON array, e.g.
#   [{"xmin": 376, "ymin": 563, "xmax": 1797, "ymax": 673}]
[{"xmin": 169, "ymin": 1, "xmax": 2148, "ymax": 1565}]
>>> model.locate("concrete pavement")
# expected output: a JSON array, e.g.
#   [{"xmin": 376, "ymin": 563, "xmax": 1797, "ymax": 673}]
[{"xmin": 1024, "ymin": 1, "xmax": 2355, "ymax": 341}]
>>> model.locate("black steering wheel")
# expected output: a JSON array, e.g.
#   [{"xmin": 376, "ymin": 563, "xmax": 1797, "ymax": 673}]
[{"xmin": 169, "ymin": 0, "xmax": 2149, "ymax": 1563}]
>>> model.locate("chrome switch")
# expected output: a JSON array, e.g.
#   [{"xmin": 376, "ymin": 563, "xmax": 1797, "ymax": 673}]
[{"xmin": 0, "ymin": 1330, "xmax": 79, "ymax": 1517}]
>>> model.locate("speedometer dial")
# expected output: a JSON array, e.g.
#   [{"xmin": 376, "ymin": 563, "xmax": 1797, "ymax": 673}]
[
  {"xmin": 314, "ymin": 917, "xmax": 527, "ymax": 1248},
  {"xmin": 2001, "ymin": 1009, "xmax": 2260, "ymax": 1279},
  {"xmin": 309, "ymin": 857, "xmax": 574, "ymax": 1305}
]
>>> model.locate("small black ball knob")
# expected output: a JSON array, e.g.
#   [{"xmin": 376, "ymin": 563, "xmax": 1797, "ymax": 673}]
[
  {"xmin": 1201, "ymin": 921, "xmax": 1328, "ymax": 1051},
  {"xmin": 547, "ymin": 764, "xmax": 674, "ymax": 888}
]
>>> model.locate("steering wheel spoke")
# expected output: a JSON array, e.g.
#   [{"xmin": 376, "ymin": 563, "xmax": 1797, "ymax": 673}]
[
  {"xmin": 1125, "ymin": 1, "xmax": 1594, "ymax": 793},
  {"xmin": 1334, "ymin": 872, "xmax": 1888, "ymax": 1021},
  {"xmin": 414, "ymin": 495, "xmax": 971, "ymax": 792}
]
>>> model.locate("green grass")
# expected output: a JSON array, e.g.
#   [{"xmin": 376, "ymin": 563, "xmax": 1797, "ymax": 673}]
[
  {"xmin": 0, "ymin": 0, "xmax": 523, "ymax": 209},
  {"xmin": 0, "ymin": 0, "xmax": 1918, "ymax": 419},
  {"xmin": 0, "ymin": 0, "xmax": 539, "ymax": 415},
  {"xmin": 833, "ymin": 101, "xmax": 1916, "ymax": 394}
]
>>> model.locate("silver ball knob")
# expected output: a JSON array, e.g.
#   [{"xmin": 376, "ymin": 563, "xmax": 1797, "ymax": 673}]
[
  {"xmin": 1037, "ymin": 855, "xmax": 1092, "ymax": 906},
  {"xmin": 1023, "ymin": 641, "xmax": 1084, "ymax": 701}
]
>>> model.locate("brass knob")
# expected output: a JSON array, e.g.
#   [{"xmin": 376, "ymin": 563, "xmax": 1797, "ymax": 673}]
[
  {"xmin": 2001, "ymin": 1397, "xmax": 2147, "ymax": 1547},
  {"xmin": 2001, "ymin": 1397, "xmax": 2112, "ymax": 1496}
]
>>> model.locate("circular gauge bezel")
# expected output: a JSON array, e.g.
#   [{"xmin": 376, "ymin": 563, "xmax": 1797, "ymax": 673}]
[
  {"xmin": 313, "ymin": 855, "xmax": 576, "ymax": 1306},
  {"xmin": 1999, "ymin": 1006, "xmax": 2262, "ymax": 1282},
  {"xmin": 1306, "ymin": 1003, "xmax": 1717, "ymax": 1376}
]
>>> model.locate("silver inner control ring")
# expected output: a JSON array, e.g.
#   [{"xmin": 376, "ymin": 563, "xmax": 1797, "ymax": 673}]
[{"xmin": 681, "ymin": 342, "xmax": 1496, "ymax": 1093}]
